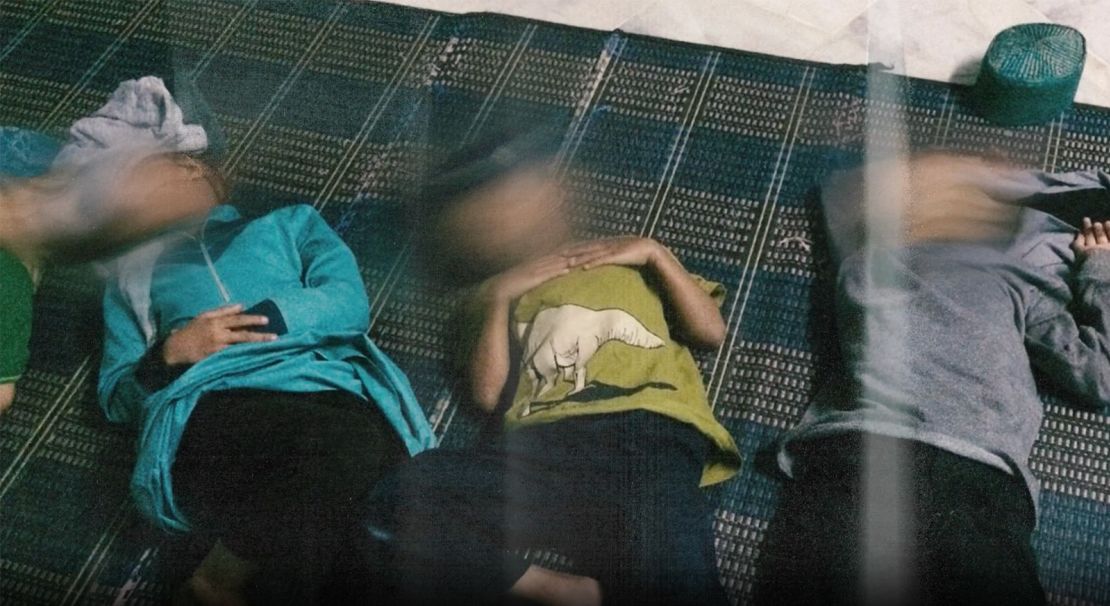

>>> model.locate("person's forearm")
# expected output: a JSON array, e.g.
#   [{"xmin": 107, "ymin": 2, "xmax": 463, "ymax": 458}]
[
  {"xmin": 469, "ymin": 291, "xmax": 513, "ymax": 412},
  {"xmin": 1029, "ymin": 250, "xmax": 1110, "ymax": 407},
  {"xmin": 1075, "ymin": 251, "xmax": 1110, "ymax": 329},
  {"xmin": 648, "ymin": 247, "xmax": 726, "ymax": 348}
]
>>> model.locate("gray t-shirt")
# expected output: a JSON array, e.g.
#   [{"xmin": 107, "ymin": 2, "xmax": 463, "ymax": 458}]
[{"xmin": 780, "ymin": 170, "xmax": 1110, "ymax": 509}]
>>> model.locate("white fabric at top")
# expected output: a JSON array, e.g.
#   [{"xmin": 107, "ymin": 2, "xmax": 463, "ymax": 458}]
[
  {"xmin": 54, "ymin": 76, "xmax": 209, "ymax": 345},
  {"xmin": 54, "ymin": 76, "xmax": 207, "ymax": 168},
  {"xmin": 375, "ymin": 0, "xmax": 1110, "ymax": 108}
]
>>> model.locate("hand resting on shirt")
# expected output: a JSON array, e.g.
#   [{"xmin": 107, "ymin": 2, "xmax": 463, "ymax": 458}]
[{"xmin": 162, "ymin": 304, "xmax": 276, "ymax": 366}]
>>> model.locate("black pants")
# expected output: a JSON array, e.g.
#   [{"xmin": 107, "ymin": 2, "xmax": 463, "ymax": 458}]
[
  {"xmin": 754, "ymin": 434, "xmax": 1046, "ymax": 606},
  {"xmin": 364, "ymin": 410, "xmax": 730, "ymax": 606},
  {"xmin": 172, "ymin": 388, "xmax": 406, "ymax": 605}
]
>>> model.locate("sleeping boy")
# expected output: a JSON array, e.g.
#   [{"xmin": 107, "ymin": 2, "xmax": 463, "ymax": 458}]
[
  {"xmin": 74, "ymin": 77, "xmax": 435, "ymax": 604},
  {"xmin": 363, "ymin": 131, "xmax": 742, "ymax": 605},
  {"xmin": 756, "ymin": 152, "xmax": 1110, "ymax": 606}
]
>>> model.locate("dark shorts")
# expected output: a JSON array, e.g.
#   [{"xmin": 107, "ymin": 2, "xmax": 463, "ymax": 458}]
[
  {"xmin": 755, "ymin": 434, "xmax": 1045, "ymax": 606},
  {"xmin": 366, "ymin": 410, "xmax": 730, "ymax": 606},
  {"xmin": 172, "ymin": 388, "xmax": 406, "ymax": 604}
]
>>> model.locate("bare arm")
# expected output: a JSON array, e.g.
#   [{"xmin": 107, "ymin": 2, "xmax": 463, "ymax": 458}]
[
  {"xmin": 564, "ymin": 237, "xmax": 727, "ymax": 348},
  {"xmin": 645, "ymin": 245, "xmax": 727, "ymax": 348},
  {"xmin": 468, "ymin": 289, "xmax": 514, "ymax": 413},
  {"xmin": 467, "ymin": 254, "xmax": 573, "ymax": 412}
]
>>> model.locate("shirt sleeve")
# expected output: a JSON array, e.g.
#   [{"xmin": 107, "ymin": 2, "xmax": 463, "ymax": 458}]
[
  {"xmin": 97, "ymin": 284, "xmax": 154, "ymax": 424},
  {"xmin": 968, "ymin": 168, "xmax": 1110, "ymax": 202},
  {"xmin": 266, "ymin": 205, "xmax": 371, "ymax": 335},
  {"xmin": 1025, "ymin": 251, "xmax": 1110, "ymax": 408},
  {"xmin": 692, "ymin": 274, "xmax": 727, "ymax": 307}
]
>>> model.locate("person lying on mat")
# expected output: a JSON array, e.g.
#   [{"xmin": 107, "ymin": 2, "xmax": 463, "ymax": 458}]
[
  {"xmin": 361, "ymin": 129, "xmax": 741, "ymax": 606},
  {"xmin": 0, "ymin": 77, "xmax": 225, "ymax": 415},
  {"xmin": 97, "ymin": 169, "xmax": 436, "ymax": 605},
  {"xmin": 755, "ymin": 151, "xmax": 1110, "ymax": 606},
  {"xmin": 83, "ymin": 87, "xmax": 435, "ymax": 604}
]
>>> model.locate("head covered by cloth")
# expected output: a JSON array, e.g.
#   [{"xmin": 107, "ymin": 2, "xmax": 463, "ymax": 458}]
[{"xmin": 57, "ymin": 75, "xmax": 218, "ymax": 344}]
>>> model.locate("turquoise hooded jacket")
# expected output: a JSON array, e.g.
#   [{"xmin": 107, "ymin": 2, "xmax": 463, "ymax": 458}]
[{"xmin": 98, "ymin": 203, "xmax": 435, "ymax": 531}]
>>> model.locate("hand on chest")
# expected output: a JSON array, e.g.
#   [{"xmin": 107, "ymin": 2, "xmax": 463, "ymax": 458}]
[{"xmin": 149, "ymin": 222, "xmax": 302, "ymax": 332}]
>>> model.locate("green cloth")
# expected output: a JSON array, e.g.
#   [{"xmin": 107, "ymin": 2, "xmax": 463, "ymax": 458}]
[
  {"xmin": 0, "ymin": 248, "xmax": 33, "ymax": 384},
  {"xmin": 0, "ymin": 127, "xmax": 60, "ymax": 385},
  {"xmin": 488, "ymin": 265, "xmax": 742, "ymax": 486}
]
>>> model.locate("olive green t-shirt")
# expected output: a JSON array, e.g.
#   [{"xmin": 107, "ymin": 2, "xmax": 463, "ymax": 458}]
[{"xmin": 478, "ymin": 265, "xmax": 741, "ymax": 486}]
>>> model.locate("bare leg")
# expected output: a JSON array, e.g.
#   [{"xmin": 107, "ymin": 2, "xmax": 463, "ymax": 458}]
[{"xmin": 509, "ymin": 565, "xmax": 601, "ymax": 606}]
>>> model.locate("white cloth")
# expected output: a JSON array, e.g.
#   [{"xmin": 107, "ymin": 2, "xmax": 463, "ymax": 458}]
[
  {"xmin": 54, "ymin": 76, "xmax": 207, "ymax": 168},
  {"xmin": 56, "ymin": 76, "xmax": 209, "ymax": 344}
]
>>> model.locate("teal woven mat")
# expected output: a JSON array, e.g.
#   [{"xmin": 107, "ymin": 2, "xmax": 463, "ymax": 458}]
[{"xmin": 2, "ymin": 1, "xmax": 1110, "ymax": 604}]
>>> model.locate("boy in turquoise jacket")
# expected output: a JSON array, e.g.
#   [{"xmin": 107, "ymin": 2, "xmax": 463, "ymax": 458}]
[{"xmin": 98, "ymin": 197, "xmax": 435, "ymax": 603}]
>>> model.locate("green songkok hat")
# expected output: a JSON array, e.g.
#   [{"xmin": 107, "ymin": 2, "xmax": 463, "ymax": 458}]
[{"xmin": 971, "ymin": 23, "xmax": 1085, "ymax": 126}]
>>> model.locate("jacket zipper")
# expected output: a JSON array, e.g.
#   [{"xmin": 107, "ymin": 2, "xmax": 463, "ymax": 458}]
[{"xmin": 184, "ymin": 215, "xmax": 232, "ymax": 304}]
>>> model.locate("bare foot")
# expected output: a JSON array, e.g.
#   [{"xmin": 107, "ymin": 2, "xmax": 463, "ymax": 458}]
[
  {"xmin": 510, "ymin": 565, "xmax": 602, "ymax": 606},
  {"xmin": 172, "ymin": 542, "xmax": 256, "ymax": 606},
  {"xmin": 174, "ymin": 574, "xmax": 246, "ymax": 606}
]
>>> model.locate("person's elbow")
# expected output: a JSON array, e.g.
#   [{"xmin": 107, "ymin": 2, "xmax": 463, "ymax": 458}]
[
  {"xmin": 682, "ymin": 315, "xmax": 727, "ymax": 349},
  {"xmin": 343, "ymin": 296, "xmax": 371, "ymax": 333},
  {"xmin": 703, "ymin": 316, "xmax": 728, "ymax": 348},
  {"xmin": 470, "ymin": 378, "xmax": 502, "ymax": 414},
  {"xmin": 472, "ymin": 388, "xmax": 500, "ymax": 414}
]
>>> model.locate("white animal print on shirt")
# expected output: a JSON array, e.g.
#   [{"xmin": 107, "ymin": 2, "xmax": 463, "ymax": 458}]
[{"xmin": 515, "ymin": 304, "xmax": 664, "ymax": 415}]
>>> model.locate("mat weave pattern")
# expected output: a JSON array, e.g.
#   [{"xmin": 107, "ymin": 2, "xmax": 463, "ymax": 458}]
[{"xmin": 2, "ymin": 1, "xmax": 1110, "ymax": 604}]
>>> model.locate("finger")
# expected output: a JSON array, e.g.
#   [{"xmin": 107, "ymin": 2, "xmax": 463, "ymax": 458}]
[
  {"xmin": 225, "ymin": 330, "xmax": 278, "ymax": 344},
  {"xmin": 198, "ymin": 304, "xmax": 244, "ymax": 319},
  {"xmin": 1073, "ymin": 232, "xmax": 1086, "ymax": 252},
  {"xmin": 572, "ymin": 250, "xmax": 617, "ymax": 269},
  {"xmin": 566, "ymin": 244, "xmax": 619, "ymax": 265},
  {"xmin": 530, "ymin": 261, "xmax": 572, "ymax": 283},
  {"xmin": 532, "ymin": 254, "xmax": 574, "ymax": 270},
  {"xmin": 1083, "ymin": 217, "xmax": 1093, "ymax": 235},
  {"xmin": 537, "ymin": 256, "xmax": 572, "ymax": 274},
  {"xmin": 566, "ymin": 250, "xmax": 606, "ymax": 267},
  {"xmin": 1095, "ymin": 221, "xmax": 1108, "ymax": 245},
  {"xmin": 222, "ymin": 314, "xmax": 270, "ymax": 329},
  {"xmin": 559, "ymin": 240, "xmax": 615, "ymax": 258},
  {"xmin": 535, "ymin": 253, "xmax": 573, "ymax": 266}
]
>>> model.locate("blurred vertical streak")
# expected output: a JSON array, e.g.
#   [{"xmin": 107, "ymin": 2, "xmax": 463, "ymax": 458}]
[{"xmin": 861, "ymin": 1, "xmax": 913, "ymax": 605}]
